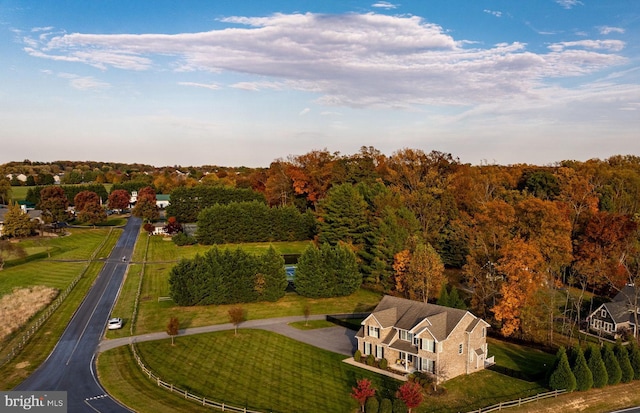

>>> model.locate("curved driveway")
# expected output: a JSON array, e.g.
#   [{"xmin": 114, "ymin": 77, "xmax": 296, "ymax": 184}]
[{"xmin": 15, "ymin": 217, "xmax": 142, "ymax": 413}]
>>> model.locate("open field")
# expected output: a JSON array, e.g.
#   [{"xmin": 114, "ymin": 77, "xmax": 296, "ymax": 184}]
[{"xmin": 99, "ymin": 330, "xmax": 549, "ymax": 413}]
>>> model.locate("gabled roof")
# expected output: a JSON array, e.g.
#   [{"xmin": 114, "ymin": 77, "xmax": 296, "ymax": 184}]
[
  {"xmin": 369, "ymin": 295, "xmax": 474, "ymax": 341},
  {"xmin": 604, "ymin": 301, "xmax": 636, "ymax": 325}
]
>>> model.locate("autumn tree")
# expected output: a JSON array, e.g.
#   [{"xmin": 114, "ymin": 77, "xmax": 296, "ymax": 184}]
[
  {"xmin": 395, "ymin": 381, "xmax": 423, "ymax": 413},
  {"xmin": 132, "ymin": 186, "xmax": 159, "ymax": 222},
  {"xmin": 38, "ymin": 186, "xmax": 69, "ymax": 223},
  {"xmin": 264, "ymin": 160, "xmax": 295, "ymax": 207},
  {"xmin": 108, "ymin": 189, "xmax": 130, "ymax": 211},
  {"xmin": 228, "ymin": 306, "xmax": 246, "ymax": 335},
  {"xmin": 166, "ymin": 317, "xmax": 179, "ymax": 345},
  {"xmin": 491, "ymin": 237, "xmax": 545, "ymax": 338},
  {"xmin": 351, "ymin": 378, "xmax": 376, "ymax": 413},
  {"xmin": 1, "ymin": 202, "xmax": 34, "ymax": 238},
  {"xmin": 286, "ymin": 149, "xmax": 337, "ymax": 207},
  {"xmin": 163, "ymin": 216, "xmax": 183, "ymax": 235},
  {"xmin": 394, "ymin": 240, "xmax": 444, "ymax": 303},
  {"xmin": 0, "ymin": 240, "xmax": 27, "ymax": 271},
  {"xmin": 74, "ymin": 190, "xmax": 107, "ymax": 226}
]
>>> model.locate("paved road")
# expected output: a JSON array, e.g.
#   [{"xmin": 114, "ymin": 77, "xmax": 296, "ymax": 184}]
[
  {"xmin": 16, "ymin": 217, "xmax": 142, "ymax": 413},
  {"xmin": 98, "ymin": 315, "xmax": 358, "ymax": 356}
]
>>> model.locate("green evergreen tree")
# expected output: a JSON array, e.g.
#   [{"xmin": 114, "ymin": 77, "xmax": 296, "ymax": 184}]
[
  {"xmin": 448, "ymin": 285, "xmax": 466, "ymax": 309},
  {"xmin": 436, "ymin": 283, "xmax": 450, "ymax": 307},
  {"xmin": 317, "ymin": 183, "xmax": 369, "ymax": 247},
  {"xmin": 602, "ymin": 344, "xmax": 622, "ymax": 385},
  {"xmin": 295, "ymin": 244, "xmax": 326, "ymax": 298},
  {"xmin": 627, "ymin": 340, "xmax": 640, "ymax": 380},
  {"xmin": 586, "ymin": 344, "xmax": 608, "ymax": 388},
  {"xmin": 571, "ymin": 347, "xmax": 593, "ymax": 391},
  {"xmin": 257, "ymin": 246, "xmax": 288, "ymax": 302},
  {"xmin": 615, "ymin": 341, "xmax": 634, "ymax": 383},
  {"xmin": 548, "ymin": 347, "xmax": 577, "ymax": 392}
]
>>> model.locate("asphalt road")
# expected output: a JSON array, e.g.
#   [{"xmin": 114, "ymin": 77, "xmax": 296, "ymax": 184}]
[{"xmin": 15, "ymin": 217, "xmax": 141, "ymax": 413}]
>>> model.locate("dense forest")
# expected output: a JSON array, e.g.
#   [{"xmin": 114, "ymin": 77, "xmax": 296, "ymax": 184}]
[{"xmin": 3, "ymin": 148, "xmax": 640, "ymax": 345}]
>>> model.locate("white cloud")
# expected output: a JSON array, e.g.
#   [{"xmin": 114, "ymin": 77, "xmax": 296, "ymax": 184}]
[
  {"xmin": 548, "ymin": 39, "xmax": 625, "ymax": 53},
  {"xmin": 31, "ymin": 26, "xmax": 54, "ymax": 32},
  {"xmin": 299, "ymin": 108, "xmax": 310, "ymax": 116},
  {"xmin": 54, "ymin": 72, "xmax": 110, "ymax": 90},
  {"xmin": 178, "ymin": 81, "xmax": 220, "ymax": 90},
  {"xmin": 555, "ymin": 0, "xmax": 583, "ymax": 9},
  {"xmin": 599, "ymin": 26, "xmax": 625, "ymax": 35},
  {"xmin": 371, "ymin": 2, "xmax": 398, "ymax": 9},
  {"xmin": 22, "ymin": 12, "xmax": 628, "ymax": 108},
  {"xmin": 483, "ymin": 10, "xmax": 502, "ymax": 18}
]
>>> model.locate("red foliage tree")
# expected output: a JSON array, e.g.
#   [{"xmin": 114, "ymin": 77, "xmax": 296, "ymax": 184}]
[
  {"xmin": 396, "ymin": 381, "xmax": 423, "ymax": 413},
  {"xmin": 108, "ymin": 189, "xmax": 130, "ymax": 211},
  {"xmin": 350, "ymin": 378, "xmax": 376, "ymax": 412}
]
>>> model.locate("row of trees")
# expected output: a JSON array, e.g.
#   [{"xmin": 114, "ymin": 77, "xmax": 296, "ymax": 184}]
[
  {"xmin": 166, "ymin": 186, "xmax": 267, "ymax": 223},
  {"xmin": 168, "ymin": 246, "xmax": 287, "ymax": 306},
  {"xmin": 549, "ymin": 342, "xmax": 640, "ymax": 392},
  {"xmin": 25, "ymin": 184, "xmax": 108, "ymax": 206},
  {"xmin": 294, "ymin": 243, "xmax": 360, "ymax": 298},
  {"xmin": 195, "ymin": 201, "xmax": 316, "ymax": 244}
]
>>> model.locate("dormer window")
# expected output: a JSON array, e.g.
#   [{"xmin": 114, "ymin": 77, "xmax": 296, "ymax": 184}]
[
  {"xmin": 399, "ymin": 330, "xmax": 413, "ymax": 342},
  {"xmin": 601, "ymin": 309, "xmax": 607, "ymax": 318},
  {"xmin": 368, "ymin": 326, "xmax": 380, "ymax": 338}
]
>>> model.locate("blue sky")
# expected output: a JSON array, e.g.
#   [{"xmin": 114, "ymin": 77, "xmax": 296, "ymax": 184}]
[{"xmin": 1, "ymin": 0, "xmax": 638, "ymax": 167}]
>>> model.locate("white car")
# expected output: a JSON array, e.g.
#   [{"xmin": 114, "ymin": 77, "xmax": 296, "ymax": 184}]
[{"xmin": 107, "ymin": 317, "xmax": 123, "ymax": 330}]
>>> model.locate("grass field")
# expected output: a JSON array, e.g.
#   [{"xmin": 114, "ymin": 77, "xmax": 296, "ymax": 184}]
[{"xmin": 98, "ymin": 330, "xmax": 549, "ymax": 413}]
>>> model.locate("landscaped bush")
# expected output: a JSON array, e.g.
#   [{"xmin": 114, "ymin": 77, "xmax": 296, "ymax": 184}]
[
  {"xmin": 379, "ymin": 398, "xmax": 392, "ymax": 413},
  {"xmin": 365, "ymin": 396, "xmax": 379, "ymax": 413},
  {"xmin": 366, "ymin": 354, "xmax": 375, "ymax": 366},
  {"xmin": 392, "ymin": 398, "xmax": 407, "ymax": 413},
  {"xmin": 172, "ymin": 232, "xmax": 196, "ymax": 246},
  {"xmin": 571, "ymin": 346, "xmax": 593, "ymax": 391},
  {"xmin": 627, "ymin": 341, "xmax": 640, "ymax": 380},
  {"xmin": 586, "ymin": 344, "xmax": 608, "ymax": 388},
  {"xmin": 379, "ymin": 358, "xmax": 388, "ymax": 370},
  {"xmin": 602, "ymin": 344, "xmax": 622, "ymax": 385},
  {"xmin": 354, "ymin": 350, "xmax": 362, "ymax": 362},
  {"xmin": 548, "ymin": 347, "xmax": 576, "ymax": 392},
  {"xmin": 615, "ymin": 341, "xmax": 634, "ymax": 383}
]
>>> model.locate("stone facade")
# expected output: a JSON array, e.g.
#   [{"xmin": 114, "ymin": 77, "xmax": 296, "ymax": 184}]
[{"xmin": 356, "ymin": 295, "xmax": 489, "ymax": 383}]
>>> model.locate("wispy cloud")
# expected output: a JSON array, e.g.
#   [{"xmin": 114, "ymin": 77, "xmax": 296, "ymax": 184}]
[
  {"xmin": 31, "ymin": 26, "xmax": 54, "ymax": 32},
  {"xmin": 599, "ymin": 26, "xmax": 625, "ymax": 35},
  {"xmin": 371, "ymin": 2, "xmax": 398, "ymax": 9},
  {"xmin": 56, "ymin": 72, "xmax": 110, "ymax": 90},
  {"xmin": 556, "ymin": 0, "xmax": 583, "ymax": 9},
  {"xmin": 299, "ymin": 108, "xmax": 310, "ymax": 116},
  {"xmin": 178, "ymin": 82, "xmax": 220, "ymax": 90},
  {"xmin": 22, "ymin": 12, "xmax": 628, "ymax": 108},
  {"xmin": 483, "ymin": 10, "xmax": 502, "ymax": 18}
]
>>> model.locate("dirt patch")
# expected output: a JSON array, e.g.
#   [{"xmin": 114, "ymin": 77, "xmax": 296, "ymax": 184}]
[
  {"xmin": 15, "ymin": 361, "xmax": 30, "ymax": 369},
  {"xmin": 0, "ymin": 286, "xmax": 58, "ymax": 342}
]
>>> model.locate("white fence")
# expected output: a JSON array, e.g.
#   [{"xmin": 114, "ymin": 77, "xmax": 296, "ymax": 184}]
[
  {"xmin": 466, "ymin": 389, "xmax": 567, "ymax": 413},
  {"xmin": 130, "ymin": 343, "xmax": 266, "ymax": 413}
]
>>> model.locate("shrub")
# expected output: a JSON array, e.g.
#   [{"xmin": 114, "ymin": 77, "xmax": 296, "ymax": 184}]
[
  {"xmin": 602, "ymin": 344, "xmax": 622, "ymax": 385},
  {"xmin": 586, "ymin": 345, "xmax": 608, "ymax": 388},
  {"xmin": 392, "ymin": 398, "xmax": 407, "ymax": 413},
  {"xmin": 366, "ymin": 354, "xmax": 375, "ymax": 366},
  {"xmin": 172, "ymin": 232, "xmax": 196, "ymax": 246},
  {"xmin": 379, "ymin": 358, "xmax": 388, "ymax": 370},
  {"xmin": 354, "ymin": 350, "xmax": 362, "ymax": 362},
  {"xmin": 571, "ymin": 346, "xmax": 593, "ymax": 391},
  {"xmin": 379, "ymin": 399, "xmax": 392, "ymax": 413},
  {"xmin": 548, "ymin": 347, "xmax": 576, "ymax": 392},
  {"xmin": 365, "ymin": 397, "xmax": 379, "ymax": 413},
  {"xmin": 615, "ymin": 341, "xmax": 634, "ymax": 383},
  {"xmin": 627, "ymin": 340, "xmax": 640, "ymax": 380}
]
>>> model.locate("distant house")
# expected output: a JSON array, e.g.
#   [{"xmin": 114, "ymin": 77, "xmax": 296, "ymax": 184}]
[
  {"xmin": 586, "ymin": 285, "xmax": 640, "ymax": 339},
  {"xmin": 156, "ymin": 194, "xmax": 170, "ymax": 209},
  {"xmin": 356, "ymin": 295, "xmax": 490, "ymax": 383}
]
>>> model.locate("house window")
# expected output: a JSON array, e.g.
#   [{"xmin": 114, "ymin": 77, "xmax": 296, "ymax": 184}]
[
  {"xmin": 413, "ymin": 336, "xmax": 420, "ymax": 346},
  {"xmin": 364, "ymin": 342, "xmax": 372, "ymax": 355},
  {"xmin": 421, "ymin": 358, "xmax": 435, "ymax": 373},
  {"xmin": 422, "ymin": 339, "xmax": 435, "ymax": 353},
  {"xmin": 604, "ymin": 322, "xmax": 612, "ymax": 332},
  {"xmin": 601, "ymin": 309, "xmax": 607, "ymax": 318},
  {"xmin": 459, "ymin": 343, "xmax": 463, "ymax": 354},
  {"xmin": 399, "ymin": 330, "xmax": 413, "ymax": 342},
  {"xmin": 368, "ymin": 326, "xmax": 380, "ymax": 338},
  {"xmin": 376, "ymin": 345, "xmax": 384, "ymax": 359},
  {"xmin": 482, "ymin": 327, "xmax": 486, "ymax": 337}
]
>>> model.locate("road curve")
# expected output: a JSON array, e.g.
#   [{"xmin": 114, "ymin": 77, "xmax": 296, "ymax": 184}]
[{"xmin": 15, "ymin": 217, "xmax": 142, "ymax": 413}]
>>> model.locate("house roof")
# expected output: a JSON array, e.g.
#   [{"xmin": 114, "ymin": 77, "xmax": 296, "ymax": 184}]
[
  {"xmin": 370, "ymin": 295, "xmax": 472, "ymax": 342},
  {"xmin": 604, "ymin": 301, "xmax": 636, "ymax": 325}
]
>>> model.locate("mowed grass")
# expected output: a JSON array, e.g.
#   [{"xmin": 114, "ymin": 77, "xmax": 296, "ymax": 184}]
[
  {"xmin": 101, "ymin": 330, "xmax": 548, "ymax": 413},
  {"xmin": 487, "ymin": 338, "xmax": 556, "ymax": 375},
  {"xmin": 135, "ymin": 329, "xmax": 396, "ymax": 413}
]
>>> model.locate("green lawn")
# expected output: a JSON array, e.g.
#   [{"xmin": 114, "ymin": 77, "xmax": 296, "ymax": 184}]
[
  {"xmin": 488, "ymin": 338, "xmax": 556, "ymax": 376},
  {"xmin": 99, "ymin": 330, "xmax": 548, "ymax": 413}
]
